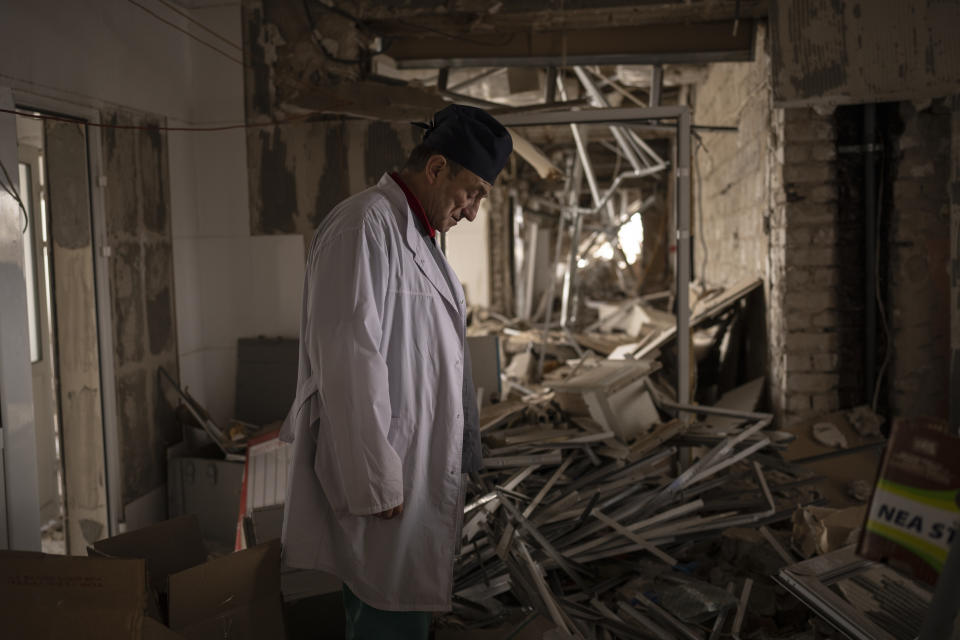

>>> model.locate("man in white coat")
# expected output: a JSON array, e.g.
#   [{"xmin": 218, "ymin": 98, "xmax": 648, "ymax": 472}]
[{"xmin": 279, "ymin": 105, "xmax": 512, "ymax": 639}]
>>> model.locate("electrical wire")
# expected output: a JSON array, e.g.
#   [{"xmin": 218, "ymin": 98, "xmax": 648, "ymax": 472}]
[
  {"xmin": 154, "ymin": 0, "xmax": 242, "ymax": 51},
  {"xmin": 0, "ymin": 156, "xmax": 29, "ymax": 233},
  {"xmin": 872, "ymin": 153, "xmax": 891, "ymax": 412},
  {"xmin": 694, "ymin": 137, "xmax": 709, "ymax": 284},
  {"xmin": 0, "ymin": 107, "xmax": 335, "ymax": 133},
  {"xmin": 125, "ymin": 0, "xmax": 246, "ymax": 67}
]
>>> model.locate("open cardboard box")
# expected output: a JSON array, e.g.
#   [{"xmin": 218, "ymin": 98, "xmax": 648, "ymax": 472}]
[
  {"xmin": 0, "ymin": 550, "xmax": 152, "ymax": 639},
  {"xmin": 91, "ymin": 514, "xmax": 285, "ymax": 639}
]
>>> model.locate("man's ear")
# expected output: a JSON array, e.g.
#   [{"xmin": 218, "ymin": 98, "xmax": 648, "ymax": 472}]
[{"xmin": 424, "ymin": 154, "xmax": 446, "ymax": 184}]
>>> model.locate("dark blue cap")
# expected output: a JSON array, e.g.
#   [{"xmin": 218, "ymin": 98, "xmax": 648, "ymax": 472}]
[{"xmin": 419, "ymin": 105, "xmax": 513, "ymax": 184}]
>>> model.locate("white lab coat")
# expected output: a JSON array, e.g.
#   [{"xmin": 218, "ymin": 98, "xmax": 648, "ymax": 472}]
[{"xmin": 279, "ymin": 174, "xmax": 467, "ymax": 611}]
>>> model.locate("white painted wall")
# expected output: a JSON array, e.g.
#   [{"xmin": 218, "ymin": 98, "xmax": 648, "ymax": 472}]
[
  {"xmin": 168, "ymin": 5, "xmax": 303, "ymax": 425},
  {"xmin": 0, "ymin": 2, "xmax": 303, "ymax": 439},
  {"xmin": 446, "ymin": 199, "xmax": 491, "ymax": 308}
]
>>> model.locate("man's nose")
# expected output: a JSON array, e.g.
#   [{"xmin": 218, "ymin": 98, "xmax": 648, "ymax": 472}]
[{"xmin": 464, "ymin": 201, "xmax": 480, "ymax": 222}]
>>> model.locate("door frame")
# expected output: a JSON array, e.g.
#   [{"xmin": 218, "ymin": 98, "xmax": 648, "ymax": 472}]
[
  {"xmin": 9, "ymin": 87, "xmax": 122, "ymax": 540},
  {"xmin": 0, "ymin": 87, "xmax": 41, "ymax": 550}
]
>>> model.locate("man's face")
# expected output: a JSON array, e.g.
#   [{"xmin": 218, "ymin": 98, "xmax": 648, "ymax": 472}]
[{"xmin": 422, "ymin": 162, "xmax": 491, "ymax": 233}]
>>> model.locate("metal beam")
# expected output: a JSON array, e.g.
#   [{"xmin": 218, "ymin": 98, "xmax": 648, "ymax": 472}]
[
  {"xmin": 650, "ymin": 65, "xmax": 664, "ymax": 107},
  {"xmin": 497, "ymin": 105, "xmax": 687, "ymax": 127},
  {"xmin": 677, "ymin": 108, "xmax": 692, "ymax": 419},
  {"xmin": 396, "ymin": 50, "xmax": 753, "ymax": 69},
  {"xmin": 379, "ymin": 20, "xmax": 757, "ymax": 69}
]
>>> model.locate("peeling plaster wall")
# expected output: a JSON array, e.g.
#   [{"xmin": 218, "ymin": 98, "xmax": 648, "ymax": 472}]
[
  {"xmin": 246, "ymin": 118, "xmax": 417, "ymax": 241},
  {"xmin": 45, "ymin": 119, "xmax": 110, "ymax": 552},
  {"xmin": 243, "ymin": 0, "xmax": 419, "ymax": 246},
  {"xmin": 769, "ymin": 0, "xmax": 960, "ymax": 107},
  {"xmin": 100, "ymin": 108, "xmax": 180, "ymax": 509}
]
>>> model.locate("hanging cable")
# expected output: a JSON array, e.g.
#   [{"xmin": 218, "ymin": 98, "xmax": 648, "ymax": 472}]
[
  {"xmin": 125, "ymin": 0, "xmax": 246, "ymax": 67},
  {"xmin": 694, "ymin": 137, "xmax": 709, "ymax": 284},
  {"xmin": 0, "ymin": 156, "xmax": 29, "ymax": 233},
  {"xmin": 872, "ymin": 152, "xmax": 891, "ymax": 412},
  {"xmin": 0, "ymin": 107, "xmax": 334, "ymax": 133},
  {"xmin": 154, "ymin": 0, "xmax": 242, "ymax": 51}
]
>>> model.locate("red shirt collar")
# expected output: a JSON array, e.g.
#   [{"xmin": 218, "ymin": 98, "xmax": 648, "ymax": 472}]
[{"xmin": 390, "ymin": 172, "xmax": 436, "ymax": 239}]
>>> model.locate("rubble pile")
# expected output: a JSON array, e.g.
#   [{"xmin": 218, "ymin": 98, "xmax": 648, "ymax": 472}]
[{"xmin": 432, "ymin": 275, "xmax": 912, "ymax": 639}]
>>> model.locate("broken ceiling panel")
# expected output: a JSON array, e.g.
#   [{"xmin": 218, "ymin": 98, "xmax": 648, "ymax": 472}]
[{"xmin": 769, "ymin": 0, "xmax": 960, "ymax": 106}]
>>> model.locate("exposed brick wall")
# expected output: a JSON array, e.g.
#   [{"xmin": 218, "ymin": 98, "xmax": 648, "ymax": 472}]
[
  {"xmin": 888, "ymin": 101, "xmax": 952, "ymax": 420},
  {"xmin": 770, "ymin": 107, "xmax": 843, "ymax": 424}
]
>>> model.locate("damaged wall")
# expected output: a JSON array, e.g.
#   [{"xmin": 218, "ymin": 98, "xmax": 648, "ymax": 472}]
[
  {"xmin": 768, "ymin": 107, "xmax": 845, "ymax": 425},
  {"xmin": 692, "ymin": 24, "xmax": 772, "ymax": 287},
  {"xmin": 888, "ymin": 100, "xmax": 953, "ymax": 420},
  {"xmin": 244, "ymin": 0, "xmax": 419, "ymax": 245},
  {"xmin": 694, "ymin": 32, "xmax": 847, "ymax": 425},
  {"xmin": 769, "ymin": 0, "xmax": 960, "ymax": 107},
  {"xmin": 100, "ymin": 108, "xmax": 180, "ymax": 512}
]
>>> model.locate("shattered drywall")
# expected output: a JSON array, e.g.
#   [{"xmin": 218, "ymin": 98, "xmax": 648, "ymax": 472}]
[
  {"xmin": 100, "ymin": 108, "xmax": 180, "ymax": 511},
  {"xmin": 769, "ymin": 0, "xmax": 960, "ymax": 107}
]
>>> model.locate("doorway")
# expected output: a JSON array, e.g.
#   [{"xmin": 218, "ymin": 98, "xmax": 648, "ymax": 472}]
[
  {"xmin": 15, "ymin": 114, "xmax": 65, "ymax": 553},
  {"xmin": 15, "ymin": 109, "xmax": 110, "ymax": 554}
]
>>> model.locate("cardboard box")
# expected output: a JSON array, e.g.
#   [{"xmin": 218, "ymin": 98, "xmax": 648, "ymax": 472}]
[
  {"xmin": 92, "ymin": 514, "xmax": 206, "ymax": 613},
  {"xmin": 92, "ymin": 514, "xmax": 285, "ymax": 639},
  {"xmin": 0, "ymin": 551, "xmax": 147, "ymax": 639},
  {"xmin": 168, "ymin": 541, "xmax": 284, "ymax": 639}
]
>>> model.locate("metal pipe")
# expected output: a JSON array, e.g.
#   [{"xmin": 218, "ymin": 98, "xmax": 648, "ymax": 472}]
[
  {"xmin": 536, "ymin": 168, "xmax": 571, "ymax": 379},
  {"xmin": 864, "ymin": 103, "xmax": 877, "ymax": 405},
  {"xmin": 649, "ymin": 65, "xmax": 663, "ymax": 107},
  {"xmin": 560, "ymin": 158, "xmax": 584, "ymax": 328},
  {"xmin": 676, "ymin": 108, "xmax": 692, "ymax": 412},
  {"xmin": 545, "ymin": 66, "xmax": 557, "ymax": 103},
  {"xmin": 496, "ymin": 105, "xmax": 688, "ymax": 127},
  {"xmin": 448, "ymin": 67, "xmax": 501, "ymax": 92},
  {"xmin": 659, "ymin": 400, "xmax": 773, "ymax": 422},
  {"xmin": 560, "ymin": 212, "xmax": 583, "ymax": 328},
  {"xmin": 570, "ymin": 124, "xmax": 601, "ymax": 207},
  {"xmin": 572, "ymin": 66, "xmax": 645, "ymax": 173},
  {"xmin": 521, "ymin": 221, "xmax": 539, "ymax": 320}
]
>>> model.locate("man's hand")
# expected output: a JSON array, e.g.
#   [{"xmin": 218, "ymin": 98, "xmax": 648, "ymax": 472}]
[{"xmin": 375, "ymin": 504, "xmax": 404, "ymax": 519}]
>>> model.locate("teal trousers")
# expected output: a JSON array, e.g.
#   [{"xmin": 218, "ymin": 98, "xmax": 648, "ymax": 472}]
[{"xmin": 342, "ymin": 584, "xmax": 431, "ymax": 640}]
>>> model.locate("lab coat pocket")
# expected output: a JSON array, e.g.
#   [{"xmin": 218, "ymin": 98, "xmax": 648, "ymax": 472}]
[
  {"xmin": 312, "ymin": 412, "xmax": 351, "ymax": 515},
  {"xmin": 387, "ymin": 415, "xmax": 414, "ymax": 460}
]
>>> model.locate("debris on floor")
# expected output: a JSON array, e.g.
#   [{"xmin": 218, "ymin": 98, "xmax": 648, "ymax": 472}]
[{"xmin": 438, "ymin": 282, "xmax": 836, "ymax": 638}]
